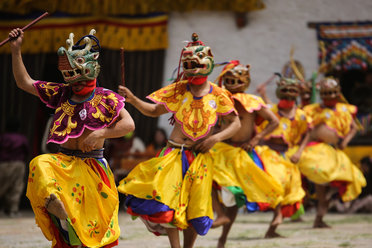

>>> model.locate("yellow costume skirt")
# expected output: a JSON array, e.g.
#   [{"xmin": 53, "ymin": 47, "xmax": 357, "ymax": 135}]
[
  {"xmin": 254, "ymin": 145, "xmax": 306, "ymax": 217},
  {"xmin": 118, "ymin": 147, "xmax": 214, "ymax": 236},
  {"xmin": 210, "ymin": 142, "xmax": 283, "ymax": 210},
  {"xmin": 26, "ymin": 153, "xmax": 120, "ymax": 248},
  {"xmin": 288, "ymin": 142, "xmax": 366, "ymax": 202}
]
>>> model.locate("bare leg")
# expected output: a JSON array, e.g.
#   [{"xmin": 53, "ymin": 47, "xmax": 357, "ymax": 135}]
[
  {"xmin": 217, "ymin": 206, "xmax": 238, "ymax": 248},
  {"xmin": 183, "ymin": 226, "xmax": 197, "ymax": 248},
  {"xmin": 45, "ymin": 193, "xmax": 68, "ymax": 220},
  {"xmin": 265, "ymin": 204, "xmax": 284, "ymax": 238},
  {"xmin": 211, "ymin": 188, "xmax": 230, "ymax": 228},
  {"xmin": 165, "ymin": 228, "xmax": 181, "ymax": 248},
  {"xmin": 313, "ymin": 184, "xmax": 331, "ymax": 228}
]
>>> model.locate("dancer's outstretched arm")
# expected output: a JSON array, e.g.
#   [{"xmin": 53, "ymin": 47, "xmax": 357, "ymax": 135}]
[
  {"xmin": 118, "ymin": 85, "xmax": 168, "ymax": 117},
  {"xmin": 9, "ymin": 28, "xmax": 37, "ymax": 96}
]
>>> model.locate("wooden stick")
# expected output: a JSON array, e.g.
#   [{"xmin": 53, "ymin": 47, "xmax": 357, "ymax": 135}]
[
  {"xmin": 120, "ymin": 47, "xmax": 125, "ymax": 87},
  {"xmin": 257, "ymin": 73, "xmax": 277, "ymax": 89},
  {"xmin": 0, "ymin": 12, "xmax": 49, "ymax": 47},
  {"xmin": 255, "ymin": 73, "xmax": 277, "ymax": 97}
]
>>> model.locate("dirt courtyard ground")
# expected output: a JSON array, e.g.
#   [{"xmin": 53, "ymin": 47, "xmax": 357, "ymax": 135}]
[{"xmin": 0, "ymin": 210, "xmax": 371, "ymax": 248}]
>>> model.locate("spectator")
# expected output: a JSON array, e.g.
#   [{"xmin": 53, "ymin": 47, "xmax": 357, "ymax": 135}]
[
  {"xmin": 0, "ymin": 117, "xmax": 29, "ymax": 217},
  {"xmin": 144, "ymin": 127, "xmax": 168, "ymax": 157},
  {"xmin": 105, "ymin": 131, "xmax": 146, "ymax": 183}
]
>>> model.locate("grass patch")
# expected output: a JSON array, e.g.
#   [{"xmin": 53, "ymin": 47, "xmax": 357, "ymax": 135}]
[{"xmin": 339, "ymin": 241, "xmax": 351, "ymax": 247}]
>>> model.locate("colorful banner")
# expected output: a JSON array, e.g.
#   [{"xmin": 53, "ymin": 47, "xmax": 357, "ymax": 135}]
[
  {"xmin": 0, "ymin": 0, "xmax": 265, "ymax": 15},
  {"xmin": 0, "ymin": 0, "xmax": 266, "ymax": 53},
  {"xmin": 0, "ymin": 13, "xmax": 168, "ymax": 53},
  {"xmin": 315, "ymin": 21, "xmax": 372, "ymax": 73}
]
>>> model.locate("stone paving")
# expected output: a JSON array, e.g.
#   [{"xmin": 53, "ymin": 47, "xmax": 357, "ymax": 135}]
[{"xmin": 1, "ymin": 211, "xmax": 372, "ymax": 248}]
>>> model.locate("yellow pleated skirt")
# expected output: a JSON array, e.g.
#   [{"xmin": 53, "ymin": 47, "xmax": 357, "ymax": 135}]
[
  {"xmin": 26, "ymin": 153, "xmax": 120, "ymax": 248},
  {"xmin": 289, "ymin": 142, "xmax": 366, "ymax": 202},
  {"xmin": 118, "ymin": 148, "xmax": 214, "ymax": 235},
  {"xmin": 210, "ymin": 142, "xmax": 283, "ymax": 209},
  {"xmin": 254, "ymin": 145, "xmax": 306, "ymax": 208}
]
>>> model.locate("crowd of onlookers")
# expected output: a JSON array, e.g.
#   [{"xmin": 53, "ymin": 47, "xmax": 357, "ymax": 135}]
[{"xmin": 0, "ymin": 117, "xmax": 29, "ymax": 217}]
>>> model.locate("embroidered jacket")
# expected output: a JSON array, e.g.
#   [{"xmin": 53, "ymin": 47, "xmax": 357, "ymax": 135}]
[
  {"xmin": 303, "ymin": 103, "xmax": 357, "ymax": 138},
  {"xmin": 147, "ymin": 80, "xmax": 236, "ymax": 141},
  {"xmin": 34, "ymin": 81, "xmax": 125, "ymax": 144},
  {"xmin": 232, "ymin": 93, "xmax": 267, "ymax": 113},
  {"xmin": 257, "ymin": 104, "xmax": 312, "ymax": 147}
]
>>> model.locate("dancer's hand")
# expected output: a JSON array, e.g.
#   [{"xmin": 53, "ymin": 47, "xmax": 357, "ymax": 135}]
[
  {"xmin": 241, "ymin": 136, "xmax": 260, "ymax": 152},
  {"xmin": 256, "ymin": 83, "xmax": 267, "ymax": 96},
  {"xmin": 194, "ymin": 135, "xmax": 219, "ymax": 153},
  {"xmin": 118, "ymin": 85, "xmax": 135, "ymax": 103},
  {"xmin": 9, "ymin": 28, "xmax": 23, "ymax": 52},
  {"xmin": 79, "ymin": 130, "xmax": 103, "ymax": 152},
  {"xmin": 290, "ymin": 152, "xmax": 301, "ymax": 164},
  {"xmin": 241, "ymin": 142, "xmax": 253, "ymax": 152}
]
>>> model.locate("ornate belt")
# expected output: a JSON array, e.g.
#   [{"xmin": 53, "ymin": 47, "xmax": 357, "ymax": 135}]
[{"xmin": 58, "ymin": 147, "xmax": 104, "ymax": 159}]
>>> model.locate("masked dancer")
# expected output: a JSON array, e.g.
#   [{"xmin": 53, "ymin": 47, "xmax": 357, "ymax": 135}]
[{"xmin": 9, "ymin": 28, "xmax": 135, "ymax": 247}]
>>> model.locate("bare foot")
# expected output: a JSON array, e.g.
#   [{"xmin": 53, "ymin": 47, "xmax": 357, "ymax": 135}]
[
  {"xmin": 265, "ymin": 231, "xmax": 284, "ymax": 238},
  {"xmin": 211, "ymin": 216, "xmax": 230, "ymax": 229},
  {"xmin": 313, "ymin": 219, "xmax": 331, "ymax": 228},
  {"xmin": 265, "ymin": 228, "xmax": 285, "ymax": 238},
  {"xmin": 264, "ymin": 225, "xmax": 285, "ymax": 239},
  {"xmin": 45, "ymin": 193, "xmax": 68, "ymax": 220}
]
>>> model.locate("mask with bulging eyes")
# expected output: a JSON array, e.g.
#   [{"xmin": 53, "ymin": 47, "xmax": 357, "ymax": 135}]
[
  {"xmin": 319, "ymin": 77, "xmax": 341, "ymax": 101},
  {"xmin": 181, "ymin": 33, "xmax": 214, "ymax": 80},
  {"xmin": 222, "ymin": 63, "xmax": 251, "ymax": 94},
  {"xmin": 275, "ymin": 77, "xmax": 300, "ymax": 100},
  {"xmin": 57, "ymin": 29, "xmax": 101, "ymax": 84}
]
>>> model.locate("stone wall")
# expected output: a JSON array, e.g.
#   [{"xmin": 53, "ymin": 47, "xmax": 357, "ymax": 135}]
[{"xmin": 159, "ymin": 0, "xmax": 372, "ymax": 134}]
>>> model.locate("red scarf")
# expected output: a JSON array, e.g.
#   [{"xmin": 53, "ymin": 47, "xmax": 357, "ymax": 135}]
[
  {"xmin": 278, "ymin": 99, "xmax": 295, "ymax": 109},
  {"xmin": 187, "ymin": 76, "xmax": 207, "ymax": 85},
  {"xmin": 323, "ymin": 99, "xmax": 338, "ymax": 108},
  {"xmin": 72, "ymin": 79, "xmax": 97, "ymax": 96}
]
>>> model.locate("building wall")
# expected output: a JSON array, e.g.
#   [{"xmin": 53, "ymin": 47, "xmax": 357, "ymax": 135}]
[{"xmin": 158, "ymin": 0, "xmax": 372, "ymax": 135}]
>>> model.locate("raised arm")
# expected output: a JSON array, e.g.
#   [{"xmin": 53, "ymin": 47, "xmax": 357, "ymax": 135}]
[
  {"xmin": 118, "ymin": 85, "xmax": 168, "ymax": 117},
  {"xmin": 256, "ymin": 83, "xmax": 273, "ymax": 105},
  {"xmin": 242, "ymin": 107, "xmax": 279, "ymax": 152},
  {"xmin": 9, "ymin": 28, "xmax": 38, "ymax": 96},
  {"xmin": 195, "ymin": 112, "xmax": 241, "ymax": 153}
]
